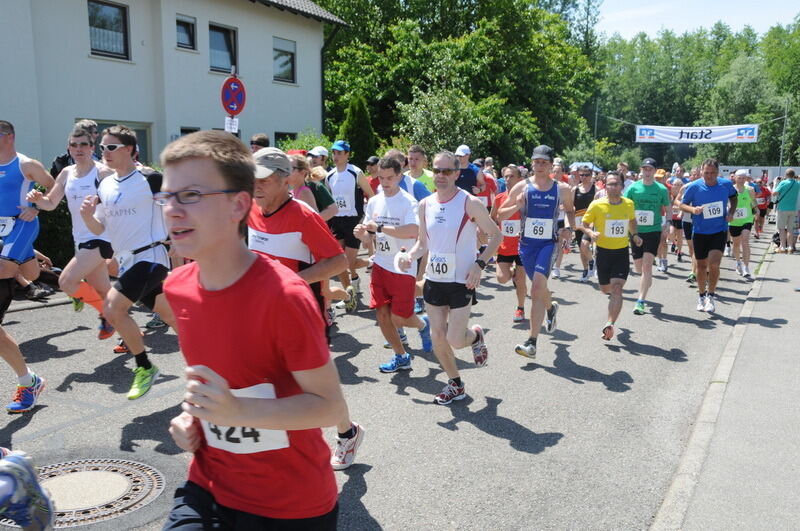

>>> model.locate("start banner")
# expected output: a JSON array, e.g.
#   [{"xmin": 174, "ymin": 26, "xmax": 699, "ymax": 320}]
[{"xmin": 635, "ymin": 124, "xmax": 759, "ymax": 144}]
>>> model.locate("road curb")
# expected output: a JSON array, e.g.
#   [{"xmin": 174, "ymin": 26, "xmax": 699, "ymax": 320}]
[
  {"xmin": 7, "ymin": 294, "xmax": 72, "ymax": 313},
  {"xmin": 650, "ymin": 242, "xmax": 773, "ymax": 530}
]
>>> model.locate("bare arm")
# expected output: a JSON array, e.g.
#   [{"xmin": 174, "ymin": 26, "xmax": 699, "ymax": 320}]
[
  {"xmin": 318, "ymin": 203, "xmax": 338, "ymax": 221},
  {"xmin": 358, "ymin": 172, "xmax": 374, "ymax": 199},
  {"xmin": 559, "ymin": 182, "xmax": 577, "ymax": 231},
  {"xmin": 79, "ymin": 195, "xmax": 106, "ymax": 235},
  {"xmin": 496, "ymin": 180, "xmax": 525, "ymax": 221},
  {"xmin": 26, "ymin": 168, "xmax": 68, "ymax": 210},
  {"xmin": 296, "ymin": 253, "xmax": 347, "ymax": 285},
  {"xmin": 465, "ymin": 196, "xmax": 502, "ymax": 289}
]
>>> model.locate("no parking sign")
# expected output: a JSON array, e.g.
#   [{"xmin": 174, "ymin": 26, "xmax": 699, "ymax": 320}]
[{"xmin": 221, "ymin": 76, "xmax": 246, "ymax": 132}]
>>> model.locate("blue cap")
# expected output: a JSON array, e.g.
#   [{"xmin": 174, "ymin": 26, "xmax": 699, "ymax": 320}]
[{"xmin": 331, "ymin": 140, "xmax": 350, "ymax": 152}]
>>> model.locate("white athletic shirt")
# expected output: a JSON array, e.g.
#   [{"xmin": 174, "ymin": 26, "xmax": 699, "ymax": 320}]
[
  {"xmin": 422, "ymin": 189, "xmax": 478, "ymax": 284},
  {"xmin": 326, "ymin": 163, "xmax": 363, "ymax": 217},
  {"xmin": 65, "ymin": 164, "xmax": 109, "ymax": 244},
  {"xmin": 363, "ymin": 189, "xmax": 418, "ymax": 276},
  {"xmin": 95, "ymin": 169, "xmax": 168, "ymax": 267}
]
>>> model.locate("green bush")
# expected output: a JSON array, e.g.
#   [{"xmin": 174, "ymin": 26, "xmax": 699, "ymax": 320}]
[
  {"xmin": 337, "ymin": 95, "xmax": 378, "ymax": 165},
  {"xmin": 277, "ymin": 128, "xmax": 332, "ymax": 153},
  {"xmin": 36, "ymin": 200, "xmax": 74, "ymax": 268}
]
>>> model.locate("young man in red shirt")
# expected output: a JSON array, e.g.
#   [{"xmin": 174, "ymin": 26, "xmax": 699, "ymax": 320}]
[{"xmin": 159, "ymin": 131, "xmax": 345, "ymax": 528}]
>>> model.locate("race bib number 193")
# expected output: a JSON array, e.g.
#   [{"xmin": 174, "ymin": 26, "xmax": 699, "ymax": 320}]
[{"xmin": 604, "ymin": 219, "xmax": 627, "ymax": 238}]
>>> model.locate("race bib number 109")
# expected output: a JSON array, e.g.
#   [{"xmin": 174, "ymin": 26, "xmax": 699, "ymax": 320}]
[
  {"xmin": 201, "ymin": 383, "xmax": 288, "ymax": 455},
  {"xmin": 703, "ymin": 201, "xmax": 723, "ymax": 219}
]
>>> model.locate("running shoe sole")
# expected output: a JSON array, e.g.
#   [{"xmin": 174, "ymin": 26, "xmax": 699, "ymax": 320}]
[
  {"xmin": 434, "ymin": 391, "xmax": 466, "ymax": 405},
  {"xmin": 545, "ymin": 302, "xmax": 559, "ymax": 333},
  {"xmin": 602, "ymin": 324, "xmax": 614, "ymax": 341},
  {"xmin": 514, "ymin": 345, "xmax": 536, "ymax": 359}
]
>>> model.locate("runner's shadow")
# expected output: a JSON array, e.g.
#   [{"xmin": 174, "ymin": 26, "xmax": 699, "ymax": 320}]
[
  {"xmin": 331, "ymin": 338, "xmax": 379, "ymax": 385},
  {"xmin": 736, "ymin": 316, "xmax": 787, "ymax": 329},
  {"xmin": 610, "ymin": 328, "xmax": 688, "ymax": 362},
  {"xmin": 436, "ymin": 396, "xmax": 563, "ymax": 454},
  {"xmin": 18, "ymin": 326, "xmax": 90, "ymax": 362},
  {"xmin": 142, "ymin": 328, "xmax": 180, "ymax": 355},
  {"xmin": 338, "ymin": 464, "xmax": 381, "ymax": 531},
  {"xmin": 56, "ymin": 355, "xmax": 178, "ymax": 395},
  {"xmin": 389, "ymin": 366, "xmax": 446, "ymax": 397},
  {"xmin": 120, "ymin": 404, "xmax": 183, "ymax": 455},
  {"xmin": 521, "ymin": 343, "xmax": 633, "ymax": 392},
  {"xmin": 0, "ymin": 405, "xmax": 47, "ymax": 447},
  {"xmin": 648, "ymin": 302, "xmax": 715, "ymax": 329},
  {"xmin": 758, "ymin": 276, "xmax": 789, "ymax": 283}
]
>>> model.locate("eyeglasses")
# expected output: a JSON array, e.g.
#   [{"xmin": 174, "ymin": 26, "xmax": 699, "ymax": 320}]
[
  {"xmin": 69, "ymin": 141, "xmax": 92, "ymax": 148},
  {"xmin": 0, "ymin": 132, "xmax": 10, "ymax": 137},
  {"xmin": 154, "ymin": 189, "xmax": 239, "ymax": 206},
  {"xmin": 579, "ymin": 173, "xmax": 591, "ymax": 177},
  {"xmin": 99, "ymin": 143, "xmax": 127, "ymax": 152},
  {"xmin": 432, "ymin": 168, "xmax": 458, "ymax": 175}
]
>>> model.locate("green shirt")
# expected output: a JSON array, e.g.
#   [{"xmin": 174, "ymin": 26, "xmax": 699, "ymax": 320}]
[
  {"xmin": 730, "ymin": 187, "xmax": 754, "ymax": 226},
  {"xmin": 623, "ymin": 180, "xmax": 670, "ymax": 233},
  {"xmin": 405, "ymin": 169, "xmax": 434, "ymax": 192}
]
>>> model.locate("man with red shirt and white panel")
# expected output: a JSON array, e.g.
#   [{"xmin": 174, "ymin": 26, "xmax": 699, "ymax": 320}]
[
  {"xmin": 246, "ymin": 147, "xmax": 364, "ymax": 471},
  {"xmin": 492, "ymin": 165, "xmax": 527, "ymax": 321},
  {"xmin": 160, "ymin": 131, "xmax": 344, "ymax": 528}
]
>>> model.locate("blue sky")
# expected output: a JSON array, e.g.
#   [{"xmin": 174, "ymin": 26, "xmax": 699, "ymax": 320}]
[{"xmin": 597, "ymin": 0, "xmax": 799, "ymax": 39}]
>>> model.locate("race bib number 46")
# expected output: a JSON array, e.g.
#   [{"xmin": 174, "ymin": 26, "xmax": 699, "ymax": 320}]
[
  {"xmin": 427, "ymin": 252, "xmax": 455, "ymax": 282},
  {"xmin": 501, "ymin": 219, "xmax": 520, "ymax": 237},
  {"xmin": 703, "ymin": 201, "xmax": 723, "ymax": 219},
  {"xmin": 201, "ymin": 383, "xmax": 288, "ymax": 454},
  {"xmin": 524, "ymin": 218, "xmax": 553, "ymax": 240},
  {"xmin": 605, "ymin": 219, "xmax": 627, "ymax": 238},
  {"xmin": 635, "ymin": 210, "xmax": 654, "ymax": 226}
]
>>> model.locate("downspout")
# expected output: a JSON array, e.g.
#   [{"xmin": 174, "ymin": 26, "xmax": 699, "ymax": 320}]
[{"xmin": 321, "ymin": 25, "xmax": 341, "ymax": 136}]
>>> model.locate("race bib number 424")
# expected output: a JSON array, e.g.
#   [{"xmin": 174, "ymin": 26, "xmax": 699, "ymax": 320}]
[{"xmin": 201, "ymin": 383, "xmax": 288, "ymax": 455}]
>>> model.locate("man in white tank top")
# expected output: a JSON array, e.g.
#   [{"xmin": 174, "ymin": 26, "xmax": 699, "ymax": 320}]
[
  {"xmin": 80, "ymin": 125, "xmax": 176, "ymax": 401},
  {"xmin": 399, "ymin": 151, "xmax": 501, "ymax": 405},
  {"xmin": 27, "ymin": 125, "xmax": 116, "ymax": 341}
]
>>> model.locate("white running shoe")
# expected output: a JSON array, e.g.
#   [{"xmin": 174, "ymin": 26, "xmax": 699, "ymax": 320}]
[
  {"xmin": 703, "ymin": 294, "xmax": 716, "ymax": 313},
  {"xmin": 735, "ymin": 261, "xmax": 744, "ymax": 276},
  {"xmin": 331, "ymin": 423, "xmax": 365, "ymax": 471},
  {"xmin": 551, "ymin": 267, "xmax": 561, "ymax": 279},
  {"xmin": 697, "ymin": 295, "xmax": 706, "ymax": 312}
]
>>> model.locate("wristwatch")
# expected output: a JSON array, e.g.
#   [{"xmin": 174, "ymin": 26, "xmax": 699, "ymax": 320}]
[
  {"xmin": 377, "ymin": 224, "xmax": 384, "ymax": 233},
  {"xmin": 475, "ymin": 259, "xmax": 487, "ymax": 270}
]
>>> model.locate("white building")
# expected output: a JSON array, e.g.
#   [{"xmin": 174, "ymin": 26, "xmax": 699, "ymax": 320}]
[{"xmin": 1, "ymin": 0, "xmax": 344, "ymax": 165}]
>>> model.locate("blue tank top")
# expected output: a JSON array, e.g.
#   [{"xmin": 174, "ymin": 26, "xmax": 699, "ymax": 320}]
[
  {"xmin": 520, "ymin": 179, "xmax": 560, "ymax": 245},
  {"xmin": 0, "ymin": 154, "xmax": 33, "ymax": 217}
]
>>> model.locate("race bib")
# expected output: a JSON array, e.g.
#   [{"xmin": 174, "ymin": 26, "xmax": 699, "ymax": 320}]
[
  {"xmin": 574, "ymin": 215, "xmax": 583, "ymax": 229},
  {"xmin": 0, "ymin": 217, "xmax": 15, "ymax": 238},
  {"xmin": 682, "ymin": 211, "xmax": 692, "ymax": 223},
  {"xmin": 501, "ymin": 219, "xmax": 520, "ymax": 237},
  {"xmin": 115, "ymin": 251, "xmax": 134, "ymax": 276},
  {"xmin": 524, "ymin": 218, "xmax": 554, "ymax": 240},
  {"xmin": 201, "ymin": 384, "xmax": 288, "ymax": 455},
  {"xmin": 334, "ymin": 195, "xmax": 351, "ymax": 211},
  {"xmin": 756, "ymin": 197, "xmax": 766, "ymax": 205},
  {"xmin": 703, "ymin": 201, "xmax": 723, "ymax": 219},
  {"xmin": 733, "ymin": 207, "xmax": 748, "ymax": 220},
  {"xmin": 375, "ymin": 233, "xmax": 393, "ymax": 256},
  {"xmin": 635, "ymin": 210, "xmax": 654, "ymax": 226},
  {"xmin": 427, "ymin": 252, "xmax": 455, "ymax": 282},
  {"xmin": 605, "ymin": 219, "xmax": 627, "ymax": 238}
]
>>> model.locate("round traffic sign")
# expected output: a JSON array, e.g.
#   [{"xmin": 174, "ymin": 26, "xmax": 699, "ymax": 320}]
[{"xmin": 221, "ymin": 76, "xmax": 246, "ymax": 116}]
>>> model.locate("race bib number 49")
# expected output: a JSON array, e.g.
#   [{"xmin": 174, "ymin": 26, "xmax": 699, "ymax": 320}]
[
  {"xmin": 635, "ymin": 210, "xmax": 654, "ymax": 226},
  {"xmin": 604, "ymin": 219, "xmax": 627, "ymax": 238},
  {"xmin": 703, "ymin": 201, "xmax": 723, "ymax": 219},
  {"xmin": 427, "ymin": 252, "xmax": 455, "ymax": 282},
  {"xmin": 524, "ymin": 218, "xmax": 553, "ymax": 240},
  {"xmin": 201, "ymin": 383, "xmax": 288, "ymax": 455},
  {"xmin": 501, "ymin": 219, "xmax": 520, "ymax": 237}
]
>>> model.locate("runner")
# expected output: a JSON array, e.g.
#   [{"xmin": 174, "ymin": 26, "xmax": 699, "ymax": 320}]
[
  {"xmin": 572, "ymin": 165, "xmax": 596, "ymax": 282},
  {"xmin": 160, "ymin": 131, "xmax": 342, "ymax": 529},
  {"xmin": 27, "ymin": 125, "xmax": 116, "ymax": 340},
  {"xmin": 326, "ymin": 140, "xmax": 374, "ymax": 310},
  {"xmin": 354, "ymin": 156, "xmax": 432, "ymax": 372},
  {"xmin": 750, "ymin": 174, "xmax": 771, "ymax": 237},
  {"xmin": 668, "ymin": 172, "xmax": 686, "ymax": 263},
  {"xmin": 581, "ymin": 172, "xmax": 640, "ymax": 340},
  {"xmin": 454, "ymin": 145, "xmax": 485, "ymax": 194},
  {"xmin": 398, "ymin": 151, "xmax": 501, "ymax": 405},
  {"xmin": 623, "ymin": 157, "xmax": 670, "ymax": 315},
  {"xmin": 0, "ymin": 120, "xmax": 54, "ymax": 413},
  {"xmin": 654, "ymin": 168, "xmax": 672, "ymax": 272},
  {"xmin": 730, "ymin": 169, "xmax": 757, "ymax": 279},
  {"xmin": 245, "ymin": 147, "xmax": 364, "ymax": 470},
  {"xmin": 405, "ymin": 144, "xmax": 434, "ymax": 192},
  {"xmin": 497, "ymin": 145, "xmax": 576, "ymax": 359},
  {"xmin": 680, "ymin": 158, "xmax": 737, "ymax": 313},
  {"xmin": 676, "ymin": 170, "xmax": 701, "ymax": 283},
  {"xmin": 79, "ymin": 125, "xmax": 175, "ymax": 399},
  {"xmin": 491, "ymin": 165, "xmax": 527, "ymax": 321}
]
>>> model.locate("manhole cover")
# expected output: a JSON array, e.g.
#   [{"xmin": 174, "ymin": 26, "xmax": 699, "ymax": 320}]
[{"xmin": 1, "ymin": 459, "xmax": 165, "ymax": 528}]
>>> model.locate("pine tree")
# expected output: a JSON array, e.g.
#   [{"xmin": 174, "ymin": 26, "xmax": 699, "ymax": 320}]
[{"xmin": 337, "ymin": 94, "xmax": 378, "ymax": 166}]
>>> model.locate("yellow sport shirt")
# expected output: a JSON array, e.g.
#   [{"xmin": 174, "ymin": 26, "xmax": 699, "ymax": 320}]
[{"xmin": 582, "ymin": 197, "xmax": 635, "ymax": 250}]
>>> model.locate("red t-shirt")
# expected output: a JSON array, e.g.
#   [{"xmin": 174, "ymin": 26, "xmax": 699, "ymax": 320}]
[
  {"xmin": 368, "ymin": 176, "xmax": 380, "ymax": 194},
  {"xmin": 476, "ymin": 175, "xmax": 497, "ymax": 208},
  {"xmin": 163, "ymin": 256, "xmax": 338, "ymax": 519},
  {"xmin": 493, "ymin": 192, "xmax": 521, "ymax": 256},
  {"xmin": 247, "ymin": 197, "xmax": 342, "ymax": 272}
]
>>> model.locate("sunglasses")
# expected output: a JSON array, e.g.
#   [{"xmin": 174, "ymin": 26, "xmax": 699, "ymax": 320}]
[
  {"xmin": 579, "ymin": 173, "xmax": 591, "ymax": 177},
  {"xmin": 69, "ymin": 141, "xmax": 92, "ymax": 148},
  {"xmin": 99, "ymin": 143, "xmax": 127, "ymax": 152},
  {"xmin": 432, "ymin": 168, "xmax": 458, "ymax": 175},
  {"xmin": 154, "ymin": 189, "xmax": 239, "ymax": 206}
]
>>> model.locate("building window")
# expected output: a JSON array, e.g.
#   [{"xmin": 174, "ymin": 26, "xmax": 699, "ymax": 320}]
[
  {"xmin": 88, "ymin": 0, "xmax": 129, "ymax": 60},
  {"xmin": 273, "ymin": 37, "xmax": 296, "ymax": 83},
  {"xmin": 210, "ymin": 24, "xmax": 237, "ymax": 73},
  {"xmin": 180, "ymin": 127, "xmax": 200, "ymax": 136},
  {"xmin": 176, "ymin": 15, "xmax": 196, "ymax": 50},
  {"xmin": 275, "ymin": 132, "xmax": 297, "ymax": 146}
]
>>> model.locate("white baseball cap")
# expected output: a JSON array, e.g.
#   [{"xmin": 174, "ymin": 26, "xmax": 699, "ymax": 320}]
[
  {"xmin": 455, "ymin": 145, "xmax": 471, "ymax": 156},
  {"xmin": 309, "ymin": 146, "xmax": 328, "ymax": 158}
]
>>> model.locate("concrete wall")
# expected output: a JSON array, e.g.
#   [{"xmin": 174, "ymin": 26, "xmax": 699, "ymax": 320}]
[{"xmin": 1, "ymin": 0, "xmax": 324, "ymax": 164}]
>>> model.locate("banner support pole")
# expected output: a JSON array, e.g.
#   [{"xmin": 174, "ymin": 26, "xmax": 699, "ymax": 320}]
[
  {"xmin": 778, "ymin": 97, "xmax": 789, "ymax": 177},
  {"xmin": 592, "ymin": 98, "xmax": 599, "ymax": 169}
]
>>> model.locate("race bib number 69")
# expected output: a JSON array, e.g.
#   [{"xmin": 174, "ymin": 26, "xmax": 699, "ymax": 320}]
[
  {"xmin": 201, "ymin": 383, "xmax": 288, "ymax": 454},
  {"xmin": 524, "ymin": 218, "xmax": 553, "ymax": 240}
]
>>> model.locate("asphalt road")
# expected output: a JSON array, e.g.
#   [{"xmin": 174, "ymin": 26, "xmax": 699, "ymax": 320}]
[{"xmin": 0, "ymin": 239, "xmax": 767, "ymax": 530}]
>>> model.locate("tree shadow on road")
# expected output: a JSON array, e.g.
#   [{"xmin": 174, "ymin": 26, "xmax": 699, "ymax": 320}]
[
  {"xmin": 120, "ymin": 404, "xmax": 183, "ymax": 455},
  {"xmin": 521, "ymin": 343, "xmax": 633, "ymax": 392},
  {"xmin": 435, "ymin": 396, "xmax": 563, "ymax": 455},
  {"xmin": 55, "ymin": 355, "xmax": 178, "ymax": 395},
  {"xmin": 338, "ymin": 464, "xmax": 382, "ymax": 531},
  {"xmin": 0, "ymin": 405, "xmax": 47, "ymax": 447},
  {"xmin": 609, "ymin": 328, "xmax": 688, "ymax": 363},
  {"xmin": 18, "ymin": 326, "xmax": 90, "ymax": 362}
]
